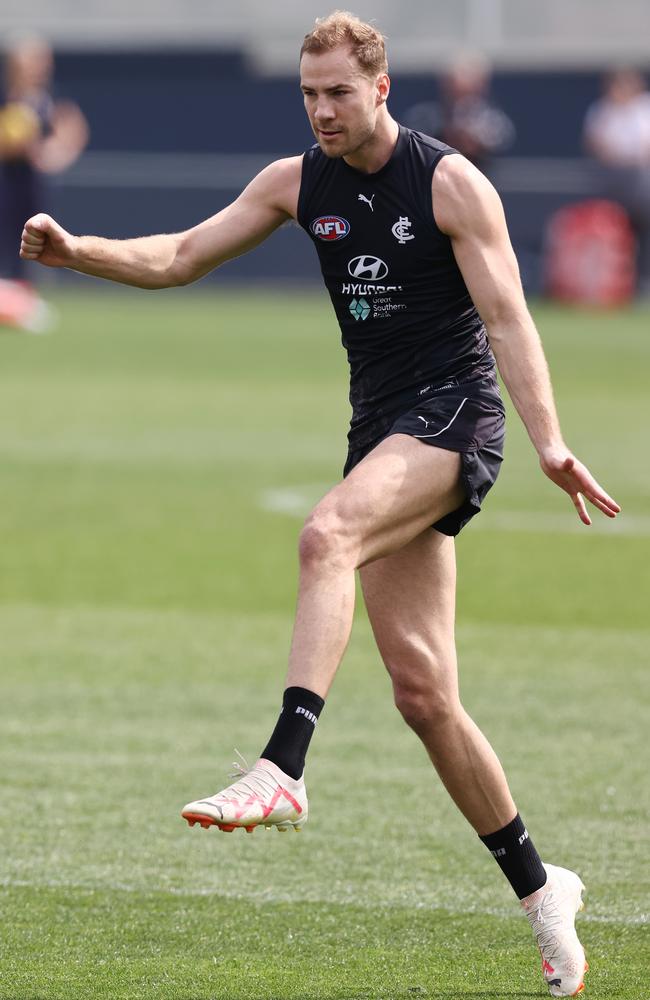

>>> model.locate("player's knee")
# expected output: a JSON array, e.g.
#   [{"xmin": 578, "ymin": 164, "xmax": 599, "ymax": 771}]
[
  {"xmin": 298, "ymin": 507, "xmax": 354, "ymax": 571},
  {"xmin": 393, "ymin": 676, "xmax": 460, "ymax": 734}
]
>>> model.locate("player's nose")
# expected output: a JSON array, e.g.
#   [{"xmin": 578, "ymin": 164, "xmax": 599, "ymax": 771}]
[{"xmin": 314, "ymin": 101, "xmax": 336, "ymax": 123}]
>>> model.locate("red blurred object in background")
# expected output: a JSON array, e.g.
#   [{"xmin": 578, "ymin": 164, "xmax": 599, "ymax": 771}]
[
  {"xmin": 0, "ymin": 278, "xmax": 55, "ymax": 333},
  {"xmin": 544, "ymin": 200, "xmax": 636, "ymax": 307}
]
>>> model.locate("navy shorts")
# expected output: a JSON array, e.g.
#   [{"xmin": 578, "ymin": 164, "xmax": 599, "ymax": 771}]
[{"xmin": 343, "ymin": 380, "xmax": 505, "ymax": 536}]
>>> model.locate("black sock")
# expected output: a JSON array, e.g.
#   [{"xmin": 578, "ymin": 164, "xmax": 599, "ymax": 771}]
[
  {"xmin": 480, "ymin": 813, "xmax": 547, "ymax": 899},
  {"xmin": 261, "ymin": 686, "xmax": 325, "ymax": 779}
]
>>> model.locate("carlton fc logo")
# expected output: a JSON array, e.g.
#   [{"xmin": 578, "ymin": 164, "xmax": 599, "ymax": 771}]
[
  {"xmin": 347, "ymin": 255, "xmax": 389, "ymax": 281},
  {"xmin": 311, "ymin": 216, "xmax": 350, "ymax": 241}
]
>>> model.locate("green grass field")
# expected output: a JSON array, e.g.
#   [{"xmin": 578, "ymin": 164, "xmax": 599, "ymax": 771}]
[{"xmin": 0, "ymin": 289, "xmax": 648, "ymax": 999}]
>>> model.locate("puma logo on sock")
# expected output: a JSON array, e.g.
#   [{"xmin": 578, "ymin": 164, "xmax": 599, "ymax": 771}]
[{"xmin": 295, "ymin": 706, "xmax": 318, "ymax": 725}]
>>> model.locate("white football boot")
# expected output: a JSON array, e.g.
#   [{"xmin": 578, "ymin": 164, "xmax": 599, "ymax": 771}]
[
  {"xmin": 181, "ymin": 756, "xmax": 307, "ymax": 833},
  {"xmin": 522, "ymin": 863, "xmax": 588, "ymax": 997}
]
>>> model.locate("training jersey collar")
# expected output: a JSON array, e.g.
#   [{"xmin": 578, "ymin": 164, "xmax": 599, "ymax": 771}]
[{"xmin": 340, "ymin": 123, "xmax": 407, "ymax": 180}]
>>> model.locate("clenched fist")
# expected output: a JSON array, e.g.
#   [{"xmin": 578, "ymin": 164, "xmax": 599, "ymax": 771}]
[{"xmin": 20, "ymin": 213, "xmax": 77, "ymax": 268}]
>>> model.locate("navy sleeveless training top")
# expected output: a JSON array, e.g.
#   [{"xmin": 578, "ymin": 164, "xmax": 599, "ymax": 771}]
[{"xmin": 297, "ymin": 124, "xmax": 497, "ymax": 447}]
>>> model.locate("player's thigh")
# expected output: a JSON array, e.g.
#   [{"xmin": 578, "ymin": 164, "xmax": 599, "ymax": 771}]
[
  {"xmin": 312, "ymin": 434, "xmax": 464, "ymax": 566},
  {"xmin": 359, "ymin": 527, "xmax": 459, "ymax": 700}
]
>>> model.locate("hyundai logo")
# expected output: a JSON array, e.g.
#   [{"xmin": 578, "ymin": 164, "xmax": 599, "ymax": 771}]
[{"xmin": 347, "ymin": 255, "xmax": 389, "ymax": 281}]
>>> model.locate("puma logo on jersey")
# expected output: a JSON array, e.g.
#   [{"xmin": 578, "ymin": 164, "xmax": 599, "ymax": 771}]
[
  {"xmin": 358, "ymin": 193, "xmax": 375, "ymax": 212},
  {"xmin": 417, "ymin": 415, "xmax": 431, "ymax": 428}
]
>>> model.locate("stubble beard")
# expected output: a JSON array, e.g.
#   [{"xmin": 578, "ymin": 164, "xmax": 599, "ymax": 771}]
[{"xmin": 314, "ymin": 116, "xmax": 375, "ymax": 160}]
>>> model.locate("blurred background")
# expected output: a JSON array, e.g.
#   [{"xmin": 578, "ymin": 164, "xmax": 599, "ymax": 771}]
[
  {"xmin": 1, "ymin": 0, "xmax": 650, "ymax": 306},
  {"xmin": 1, "ymin": 7, "xmax": 649, "ymax": 997}
]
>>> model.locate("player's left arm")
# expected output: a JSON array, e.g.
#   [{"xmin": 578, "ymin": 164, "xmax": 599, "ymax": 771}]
[{"xmin": 433, "ymin": 154, "xmax": 620, "ymax": 524}]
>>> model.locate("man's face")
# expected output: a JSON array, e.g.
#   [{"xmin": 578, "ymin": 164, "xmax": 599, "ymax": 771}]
[{"xmin": 300, "ymin": 46, "xmax": 387, "ymax": 158}]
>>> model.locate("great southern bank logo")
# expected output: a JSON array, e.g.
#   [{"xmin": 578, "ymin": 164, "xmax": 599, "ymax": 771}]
[
  {"xmin": 311, "ymin": 216, "xmax": 350, "ymax": 241},
  {"xmin": 349, "ymin": 297, "xmax": 371, "ymax": 321}
]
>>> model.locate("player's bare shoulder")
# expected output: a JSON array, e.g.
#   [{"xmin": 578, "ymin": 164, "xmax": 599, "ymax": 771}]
[
  {"xmin": 244, "ymin": 155, "xmax": 304, "ymax": 220},
  {"xmin": 432, "ymin": 153, "xmax": 503, "ymax": 238}
]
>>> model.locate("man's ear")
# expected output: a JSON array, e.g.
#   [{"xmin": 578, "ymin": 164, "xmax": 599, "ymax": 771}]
[{"xmin": 376, "ymin": 72, "xmax": 390, "ymax": 106}]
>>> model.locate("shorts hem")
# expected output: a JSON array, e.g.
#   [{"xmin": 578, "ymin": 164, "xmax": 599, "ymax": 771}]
[{"xmin": 431, "ymin": 450, "xmax": 482, "ymax": 536}]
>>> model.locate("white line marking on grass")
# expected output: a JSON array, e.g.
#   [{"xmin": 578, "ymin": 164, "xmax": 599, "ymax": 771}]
[
  {"xmin": 260, "ymin": 485, "xmax": 330, "ymax": 517},
  {"xmin": 474, "ymin": 510, "xmax": 650, "ymax": 536},
  {"xmin": 2, "ymin": 877, "xmax": 646, "ymax": 925},
  {"xmin": 259, "ymin": 487, "xmax": 650, "ymax": 536}
]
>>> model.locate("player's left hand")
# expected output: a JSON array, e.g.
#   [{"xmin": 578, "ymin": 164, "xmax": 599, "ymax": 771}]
[{"xmin": 540, "ymin": 450, "xmax": 621, "ymax": 525}]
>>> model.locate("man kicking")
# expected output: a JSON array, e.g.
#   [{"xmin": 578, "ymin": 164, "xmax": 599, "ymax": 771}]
[{"xmin": 20, "ymin": 12, "xmax": 619, "ymax": 997}]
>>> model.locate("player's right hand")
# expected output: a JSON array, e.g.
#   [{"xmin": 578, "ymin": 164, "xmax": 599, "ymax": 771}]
[{"xmin": 20, "ymin": 213, "xmax": 76, "ymax": 268}]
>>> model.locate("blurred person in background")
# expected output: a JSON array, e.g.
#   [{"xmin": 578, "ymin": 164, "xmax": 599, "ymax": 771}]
[
  {"xmin": 584, "ymin": 68, "xmax": 650, "ymax": 298},
  {"xmin": 404, "ymin": 52, "xmax": 514, "ymax": 173},
  {"xmin": 0, "ymin": 34, "xmax": 88, "ymax": 331}
]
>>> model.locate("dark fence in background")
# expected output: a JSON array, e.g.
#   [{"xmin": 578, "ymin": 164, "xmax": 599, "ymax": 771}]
[{"xmin": 44, "ymin": 50, "xmax": 628, "ymax": 292}]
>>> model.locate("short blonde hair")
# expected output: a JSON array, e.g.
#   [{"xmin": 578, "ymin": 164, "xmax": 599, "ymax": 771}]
[{"xmin": 300, "ymin": 11, "xmax": 388, "ymax": 78}]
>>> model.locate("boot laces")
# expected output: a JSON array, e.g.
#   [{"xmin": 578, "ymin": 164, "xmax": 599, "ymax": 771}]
[
  {"xmin": 529, "ymin": 889, "xmax": 563, "ymax": 963},
  {"xmin": 229, "ymin": 748, "xmax": 250, "ymax": 779},
  {"xmin": 217, "ymin": 750, "xmax": 280, "ymax": 803}
]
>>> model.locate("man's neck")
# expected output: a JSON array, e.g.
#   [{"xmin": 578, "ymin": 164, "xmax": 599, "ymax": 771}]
[{"xmin": 343, "ymin": 115, "xmax": 400, "ymax": 174}]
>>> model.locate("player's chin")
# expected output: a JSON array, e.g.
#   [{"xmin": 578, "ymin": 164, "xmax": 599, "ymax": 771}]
[{"xmin": 316, "ymin": 132, "xmax": 347, "ymax": 157}]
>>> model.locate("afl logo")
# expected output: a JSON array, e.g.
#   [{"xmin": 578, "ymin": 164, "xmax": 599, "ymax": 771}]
[
  {"xmin": 311, "ymin": 216, "xmax": 350, "ymax": 241},
  {"xmin": 347, "ymin": 255, "xmax": 389, "ymax": 281}
]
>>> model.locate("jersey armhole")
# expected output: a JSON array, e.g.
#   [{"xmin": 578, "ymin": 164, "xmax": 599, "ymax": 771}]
[
  {"xmin": 428, "ymin": 149, "xmax": 459, "ymax": 236},
  {"xmin": 297, "ymin": 148, "xmax": 316, "ymax": 230}
]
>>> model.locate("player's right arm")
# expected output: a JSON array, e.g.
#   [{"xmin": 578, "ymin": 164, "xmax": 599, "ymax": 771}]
[{"xmin": 19, "ymin": 156, "xmax": 303, "ymax": 289}]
